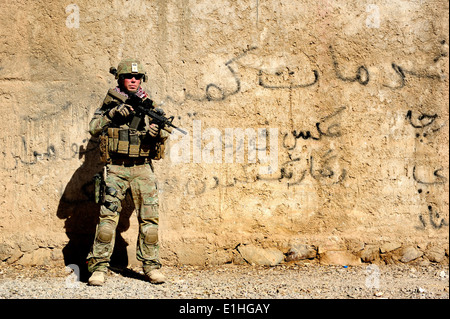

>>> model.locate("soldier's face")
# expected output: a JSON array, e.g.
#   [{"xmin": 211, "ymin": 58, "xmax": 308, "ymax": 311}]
[{"xmin": 122, "ymin": 75, "xmax": 141, "ymax": 93}]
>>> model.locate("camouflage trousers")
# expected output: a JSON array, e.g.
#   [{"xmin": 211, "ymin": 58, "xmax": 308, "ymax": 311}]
[{"xmin": 87, "ymin": 162, "xmax": 160, "ymax": 273}]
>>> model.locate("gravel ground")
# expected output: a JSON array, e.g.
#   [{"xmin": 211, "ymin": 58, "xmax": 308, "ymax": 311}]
[{"xmin": 0, "ymin": 262, "xmax": 448, "ymax": 300}]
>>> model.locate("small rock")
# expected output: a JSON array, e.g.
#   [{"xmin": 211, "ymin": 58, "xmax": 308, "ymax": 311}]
[
  {"xmin": 237, "ymin": 245, "xmax": 284, "ymax": 266},
  {"xmin": 318, "ymin": 241, "xmax": 346, "ymax": 254},
  {"xmin": 0, "ymin": 243, "xmax": 14, "ymax": 261},
  {"xmin": 347, "ymin": 240, "xmax": 365, "ymax": 253},
  {"xmin": 380, "ymin": 242, "xmax": 402, "ymax": 253},
  {"xmin": 6, "ymin": 251, "xmax": 24, "ymax": 264},
  {"xmin": 374, "ymin": 291, "xmax": 384, "ymax": 297},
  {"xmin": 360, "ymin": 245, "xmax": 379, "ymax": 263},
  {"xmin": 400, "ymin": 246, "xmax": 423, "ymax": 263},
  {"xmin": 319, "ymin": 250, "xmax": 361, "ymax": 266},
  {"xmin": 286, "ymin": 244, "xmax": 316, "ymax": 261},
  {"xmin": 425, "ymin": 246, "xmax": 446, "ymax": 263},
  {"xmin": 16, "ymin": 248, "xmax": 52, "ymax": 266},
  {"xmin": 19, "ymin": 241, "xmax": 39, "ymax": 253},
  {"xmin": 417, "ymin": 287, "xmax": 426, "ymax": 293}
]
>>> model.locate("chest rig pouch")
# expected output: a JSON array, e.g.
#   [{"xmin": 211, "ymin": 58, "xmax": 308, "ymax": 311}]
[
  {"xmin": 106, "ymin": 127, "xmax": 151, "ymax": 158},
  {"xmin": 100, "ymin": 126, "xmax": 165, "ymax": 162}
]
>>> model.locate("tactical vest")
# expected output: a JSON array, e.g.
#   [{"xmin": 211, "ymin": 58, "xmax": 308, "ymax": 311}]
[{"xmin": 98, "ymin": 89, "xmax": 166, "ymax": 163}]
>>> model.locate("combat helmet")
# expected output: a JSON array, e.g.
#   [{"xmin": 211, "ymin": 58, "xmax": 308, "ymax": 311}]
[{"xmin": 110, "ymin": 58, "xmax": 148, "ymax": 82}]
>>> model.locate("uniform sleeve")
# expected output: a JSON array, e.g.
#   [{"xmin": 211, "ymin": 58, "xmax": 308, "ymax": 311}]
[
  {"xmin": 88, "ymin": 109, "xmax": 112, "ymax": 137},
  {"xmin": 159, "ymin": 128, "xmax": 170, "ymax": 142},
  {"xmin": 88, "ymin": 90, "xmax": 121, "ymax": 137}
]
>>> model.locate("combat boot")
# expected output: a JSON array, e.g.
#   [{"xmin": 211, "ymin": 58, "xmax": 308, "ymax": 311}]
[
  {"xmin": 88, "ymin": 270, "xmax": 106, "ymax": 286},
  {"xmin": 145, "ymin": 269, "xmax": 166, "ymax": 284}
]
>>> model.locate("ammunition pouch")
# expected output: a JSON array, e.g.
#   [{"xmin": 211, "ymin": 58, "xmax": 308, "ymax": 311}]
[
  {"xmin": 104, "ymin": 127, "xmax": 165, "ymax": 160},
  {"xmin": 129, "ymin": 130, "xmax": 140, "ymax": 157},
  {"xmin": 117, "ymin": 129, "xmax": 129, "ymax": 154},
  {"xmin": 153, "ymin": 141, "xmax": 165, "ymax": 160},
  {"xmin": 99, "ymin": 134, "xmax": 110, "ymax": 164}
]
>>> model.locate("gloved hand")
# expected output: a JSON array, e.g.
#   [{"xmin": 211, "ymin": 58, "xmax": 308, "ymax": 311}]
[
  {"xmin": 108, "ymin": 104, "xmax": 133, "ymax": 119},
  {"xmin": 147, "ymin": 123, "xmax": 159, "ymax": 137},
  {"xmin": 146, "ymin": 108, "xmax": 165, "ymax": 137}
]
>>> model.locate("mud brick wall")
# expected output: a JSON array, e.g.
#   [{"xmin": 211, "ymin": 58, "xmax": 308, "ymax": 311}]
[{"xmin": 0, "ymin": 0, "xmax": 448, "ymax": 268}]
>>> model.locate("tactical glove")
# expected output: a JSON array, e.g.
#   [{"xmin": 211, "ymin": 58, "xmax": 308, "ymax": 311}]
[
  {"xmin": 108, "ymin": 104, "xmax": 133, "ymax": 119},
  {"xmin": 147, "ymin": 123, "xmax": 159, "ymax": 137}
]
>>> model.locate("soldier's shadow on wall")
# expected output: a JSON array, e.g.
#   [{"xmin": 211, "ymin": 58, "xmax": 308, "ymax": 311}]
[{"xmin": 56, "ymin": 137, "xmax": 135, "ymax": 282}]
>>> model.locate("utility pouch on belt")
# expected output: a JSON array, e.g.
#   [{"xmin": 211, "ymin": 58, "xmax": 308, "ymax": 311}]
[
  {"xmin": 107, "ymin": 128, "xmax": 119, "ymax": 152},
  {"xmin": 129, "ymin": 131, "xmax": 140, "ymax": 157},
  {"xmin": 99, "ymin": 134, "xmax": 110, "ymax": 163},
  {"xmin": 154, "ymin": 142, "xmax": 166, "ymax": 160},
  {"xmin": 140, "ymin": 143, "xmax": 151, "ymax": 157},
  {"xmin": 117, "ymin": 129, "xmax": 129, "ymax": 154}
]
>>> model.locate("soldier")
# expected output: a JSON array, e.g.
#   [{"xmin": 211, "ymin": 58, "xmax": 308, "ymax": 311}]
[{"xmin": 87, "ymin": 58, "xmax": 169, "ymax": 285}]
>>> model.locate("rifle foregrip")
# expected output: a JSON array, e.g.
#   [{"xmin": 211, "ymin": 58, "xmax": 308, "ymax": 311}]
[{"xmin": 163, "ymin": 126, "xmax": 173, "ymax": 133}]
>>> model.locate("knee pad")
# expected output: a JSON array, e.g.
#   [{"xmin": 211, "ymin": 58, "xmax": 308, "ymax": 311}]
[
  {"xmin": 97, "ymin": 220, "xmax": 116, "ymax": 243},
  {"xmin": 143, "ymin": 226, "xmax": 158, "ymax": 245}
]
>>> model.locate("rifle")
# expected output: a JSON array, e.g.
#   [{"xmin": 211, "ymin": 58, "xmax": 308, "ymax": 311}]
[{"xmin": 124, "ymin": 94, "xmax": 187, "ymax": 135}]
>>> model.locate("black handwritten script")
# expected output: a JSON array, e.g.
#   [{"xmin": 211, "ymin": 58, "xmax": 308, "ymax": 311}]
[
  {"xmin": 12, "ymin": 137, "xmax": 58, "ymax": 166},
  {"xmin": 413, "ymin": 165, "xmax": 447, "ymax": 186},
  {"xmin": 256, "ymin": 147, "xmax": 347, "ymax": 187},
  {"xmin": 384, "ymin": 63, "xmax": 442, "ymax": 89},
  {"xmin": 161, "ymin": 42, "xmax": 444, "ymax": 105},
  {"xmin": 329, "ymin": 45, "xmax": 370, "ymax": 86},
  {"xmin": 406, "ymin": 110, "xmax": 446, "ymax": 142},
  {"xmin": 180, "ymin": 147, "xmax": 347, "ymax": 196},
  {"xmin": 176, "ymin": 104, "xmax": 348, "ymax": 195},
  {"xmin": 416, "ymin": 205, "xmax": 449, "ymax": 231},
  {"xmin": 182, "ymin": 46, "xmax": 258, "ymax": 103},
  {"xmin": 283, "ymin": 106, "xmax": 346, "ymax": 149},
  {"xmin": 11, "ymin": 137, "xmax": 97, "ymax": 166},
  {"xmin": 258, "ymin": 69, "xmax": 319, "ymax": 89},
  {"xmin": 406, "ymin": 110, "xmax": 439, "ymax": 129},
  {"xmin": 177, "ymin": 153, "xmax": 347, "ymax": 197},
  {"xmin": 413, "ymin": 165, "xmax": 448, "ymax": 230},
  {"xmin": 407, "ymin": 108, "xmax": 448, "ymax": 231}
]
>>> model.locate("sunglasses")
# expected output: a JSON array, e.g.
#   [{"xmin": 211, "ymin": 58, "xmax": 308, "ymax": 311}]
[{"xmin": 121, "ymin": 73, "xmax": 145, "ymax": 80}]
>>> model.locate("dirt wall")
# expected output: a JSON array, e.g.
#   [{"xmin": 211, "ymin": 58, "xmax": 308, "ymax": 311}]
[{"xmin": 0, "ymin": 0, "xmax": 448, "ymax": 268}]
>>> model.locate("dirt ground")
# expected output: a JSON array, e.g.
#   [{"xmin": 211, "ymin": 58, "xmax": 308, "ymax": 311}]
[{"xmin": 0, "ymin": 262, "xmax": 448, "ymax": 300}]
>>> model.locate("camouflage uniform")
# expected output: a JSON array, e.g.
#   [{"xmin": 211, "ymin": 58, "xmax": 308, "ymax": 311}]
[{"xmin": 86, "ymin": 59, "xmax": 169, "ymax": 275}]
